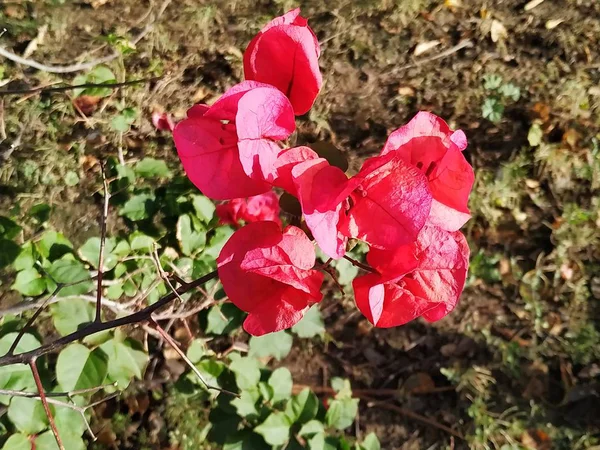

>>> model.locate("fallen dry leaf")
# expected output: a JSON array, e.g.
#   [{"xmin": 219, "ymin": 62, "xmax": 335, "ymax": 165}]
[
  {"xmin": 444, "ymin": 0, "xmax": 462, "ymax": 9},
  {"xmin": 22, "ymin": 25, "xmax": 48, "ymax": 59},
  {"xmin": 524, "ymin": 0, "xmax": 545, "ymax": 11},
  {"xmin": 398, "ymin": 86, "xmax": 416, "ymax": 97},
  {"xmin": 414, "ymin": 40, "xmax": 441, "ymax": 56},
  {"xmin": 80, "ymin": 154, "xmax": 99, "ymax": 172},
  {"xmin": 491, "ymin": 19, "xmax": 508, "ymax": 42},
  {"xmin": 546, "ymin": 19, "xmax": 565, "ymax": 29},
  {"xmin": 73, "ymin": 95, "xmax": 102, "ymax": 115},
  {"xmin": 403, "ymin": 372, "xmax": 436, "ymax": 394},
  {"xmin": 532, "ymin": 102, "xmax": 551, "ymax": 122}
]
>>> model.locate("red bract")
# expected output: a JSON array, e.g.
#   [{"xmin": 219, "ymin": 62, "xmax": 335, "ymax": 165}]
[
  {"xmin": 216, "ymin": 192, "xmax": 281, "ymax": 226},
  {"xmin": 217, "ymin": 221, "xmax": 324, "ymax": 336},
  {"xmin": 244, "ymin": 8, "xmax": 322, "ymax": 116},
  {"xmin": 292, "ymin": 154, "xmax": 432, "ymax": 259},
  {"xmin": 173, "ymin": 81, "xmax": 295, "ymax": 200},
  {"xmin": 381, "ymin": 112, "xmax": 474, "ymax": 231},
  {"xmin": 353, "ymin": 226, "xmax": 469, "ymax": 327}
]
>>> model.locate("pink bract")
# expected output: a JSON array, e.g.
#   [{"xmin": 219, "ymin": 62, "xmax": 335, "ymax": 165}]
[
  {"xmin": 216, "ymin": 192, "xmax": 281, "ymax": 226},
  {"xmin": 292, "ymin": 154, "xmax": 432, "ymax": 259},
  {"xmin": 382, "ymin": 111, "xmax": 474, "ymax": 231},
  {"xmin": 173, "ymin": 81, "xmax": 295, "ymax": 200},
  {"xmin": 151, "ymin": 111, "xmax": 175, "ymax": 131},
  {"xmin": 244, "ymin": 8, "xmax": 322, "ymax": 116},
  {"xmin": 353, "ymin": 226, "xmax": 470, "ymax": 327},
  {"xmin": 217, "ymin": 221, "xmax": 324, "ymax": 336}
]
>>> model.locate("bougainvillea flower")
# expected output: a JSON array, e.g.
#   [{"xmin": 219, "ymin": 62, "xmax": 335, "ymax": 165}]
[
  {"xmin": 217, "ymin": 221, "xmax": 324, "ymax": 335},
  {"xmin": 244, "ymin": 8, "xmax": 322, "ymax": 115},
  {"xmin": 353, "ymin": 226, "xmax": 469, "ymax": 327},
  {"xmin": 381, "ymin": 112, "xmax": 474, "ymax": 231},
  {"xmin": 292, "ymin": 154, "xmax": 432, "ymax": 259},
  {"xmin": 271, "ymin": 146, "xmax": 319, "ymax": 197},
  {"xmin": 216, "ymin": 192, "xmax": 281, "ymax": 227},
  {"xmin": 151, "ymin": 111, "xmax": 175, "ymax": 132},
  {"xmin": 173, "ymin": 81, "xmax": 295, "ymax": 200}
]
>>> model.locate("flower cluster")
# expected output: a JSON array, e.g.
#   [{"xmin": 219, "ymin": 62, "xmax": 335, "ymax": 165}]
[{"xmin": 173, "ymin": 8, "xmax": 474, "ymax": 335}]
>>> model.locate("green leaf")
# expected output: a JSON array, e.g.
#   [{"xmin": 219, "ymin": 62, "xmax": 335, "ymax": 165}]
[
  {"xmin": 231, "ymin": 389, "xmax": 260, "ymax": 417},
  {"xmin": 111, "ymin": 107, "xmax": 137, "ymax": 132},
  {"xmin": 298, "ymin": 420, "xmax": 324, "ymax": 437},
  {"xmin": 50, "ymin": 299, "xmax": 94, "ymax": 336},
  {"xmin": 78, "ymin": 237, "xmax": 120, "ymax": 271},
  {"xmin": 308, "ymin": 433, "xmax": 337, "ymax": 450},
  {"xmin": 64, "ymin": 171, "xmax": 80, "ymax": 186},
  {"xmin": 47, "ymin": 256, "xmax": 93, "ymax": 296},
  {"xmin": 248, "ymin": 331, "xmax": 292, "ymax": 361},
  {"xmin": 119, "ymin": 193, "xmax": 155, "ymax": 221},
  {"xmin": 204, "ymin": 226, "xmax": 234, "ymax": 259},
  {"xmin": 100, "ymin": 337, "xmax": 148, "ymax": 389},
  {"xmin": 292, "ymin": 306, "xmax": 325, "ymax": 339},
  {"xmin": 56, "ymin": 343, "xmax": 108, "ymax": 391},
  {"xmin": 223, "ymin": 431, "xmax": 271, "ymax": 450},
  {"xmin": 193, "ymin": 359, "xmax": 225, "ymax": 389},
  {"xmin": 1, "ymin": 433, "xmax": 30, "ymax": 450},
  {"xmin": 134, "ymin": 158, "xmax": 172, "ymax": 178},
  {"xmin": 483, "ymin": 74, "xmax": 502, "ymax": 90},
  {"xmin": 106, "ymin": 282, "xmax": 123, "ymax": 299},
  {"xmin": 325, "ymin": 398, "xmax": 359, "ymax": 430},
  {"xmin": 8, "ymin": 396, "xmax": 48, "ymax": 434},
  {"xmin": 186, "ymin": 338, "xmax": 209, "ymax": 363},
  {"xmin": 0, "ymin": 334, "xmax": 40, "ymax": 401},
  {"xmin": 258, "ymin": 381, "xmax": 273, "ymax": 401},
  {"xmin": 129, "ymin": 232, "xmax": 155, "ymax": 251},
  {"xmin": 205, "ymin": 304, "xmax": 244, "ymax": 335},
  {"xmin": 177, "ymin": 214, "xmax": 206, "ymax": 256},
  {"xmin": 47, "ymin": 256, "xmax": 90, "ymax": 284},
  {"xmin": 229, "ymin": 355, "xmax": 261, "ymax": 391},
  {"xmin": 0, "ymin": 239, "xmax": 20, "ymax": 269},
  {"xmin": 35, "ymin": 430, "xmax": 86, "ymax": 450},
  {"xmin": 207, "ymin": 409, "xmax": 242, "ymax": 445},
  {"xmin": 73, "ymin": 65, "xmax": 116, "ymax": 97},
  {"xmin": 268, "ymin": 367, "xmax": 292, "ymax": 403},
  {"xmin": 54, "ymin": 398, "xmax": 87, "ymax": 436},
  {"xmin": 482, "ymin": 97, "xmax": 504, "ymax": 123},
  {"xmin": 0, "ymin": 216, "xmax": 21, "ymax": 239},
  {"xmin": 11, "ymin": 268, "xmax": 46, "ymax": 296},
  {"xmin": 14, "ymin": 242, "xmax": 36, "ymax": 271},
  {"xmin": 331, "ymin": 377, "xmax": 353, "ymax": 398},
  {"xmin": 29, "ymin": 203, "xmax": 52, "ymax": 224},
  {"xmin": 284, "ymin": 388, "xmax": 319, "ymax": 424},
  {"xmin": 360, "ymin": 433, "xmax": 381, "ymax": 450},
  {"xmin": 499, "ymin": 83, "xmax": 521, "ymax": 101},
  {"xmin": 116, "ymin": 164, "xmax": 136, "ymax": 184},
  {"xmin": 335, "ymin": 257, "xmax": 359, "ymax": 286},
  {"xmin": 254, "ymin": 412, "xmax": 291, "ymax": 446},
  {"xmin": 36, "ymin": 230, "xmax": 72, "ymax": 260},
  {"xmin": 192, "ymin": 195, "xmax": 216, "ymax": 222},
  {"xmin": 528, "ymin": 123, "xmax": 543, "ymax": 147}
]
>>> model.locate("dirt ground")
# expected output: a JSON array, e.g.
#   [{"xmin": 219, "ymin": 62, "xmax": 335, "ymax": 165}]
[{"xmin": 1, "ymin": 0, "xmax": 600, "ymax": 449}]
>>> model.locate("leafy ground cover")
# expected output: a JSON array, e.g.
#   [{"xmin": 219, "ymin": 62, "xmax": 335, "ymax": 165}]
[{"xmin": 0, "ymin": 0, "xmax": 599, "ymax": 449}]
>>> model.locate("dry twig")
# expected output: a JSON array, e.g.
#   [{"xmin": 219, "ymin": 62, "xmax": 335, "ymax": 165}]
[{"xmin": 30, "ymin": 358, "xmax": 65, "ymax": 450}]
